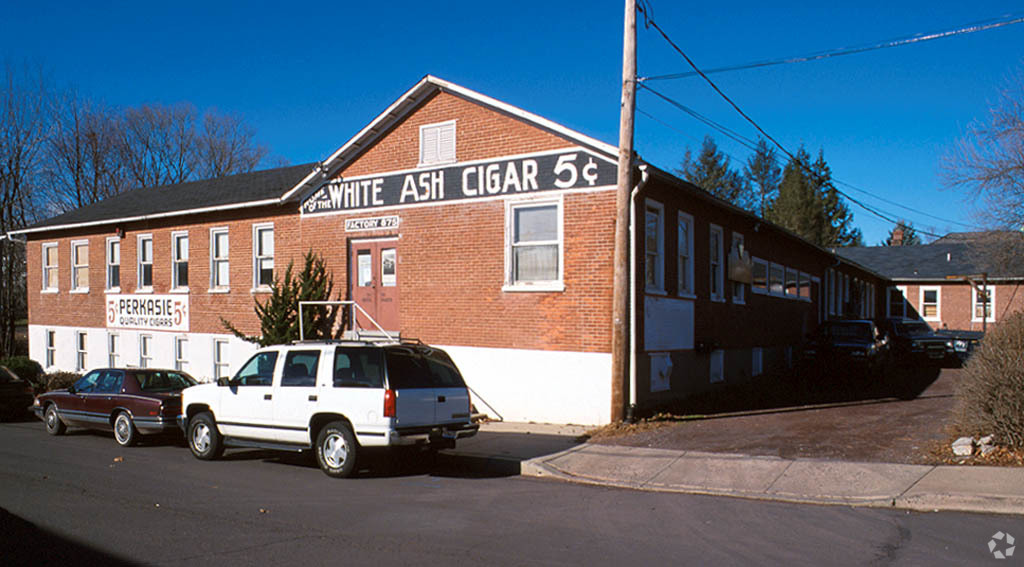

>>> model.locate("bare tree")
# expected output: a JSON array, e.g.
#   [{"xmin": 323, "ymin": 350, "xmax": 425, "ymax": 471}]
[
  {"xmin": 118, "ymin": 102, "xmax": 199, "ymax": 188},
  {"xmin": 196, "ymin": 110, "xmax": 268, "ymax": 179}
]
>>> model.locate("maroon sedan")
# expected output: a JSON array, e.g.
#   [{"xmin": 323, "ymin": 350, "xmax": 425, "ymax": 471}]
[{"xmin": 33, "ymin": 368, "xmax": 197, "ymax": 446}]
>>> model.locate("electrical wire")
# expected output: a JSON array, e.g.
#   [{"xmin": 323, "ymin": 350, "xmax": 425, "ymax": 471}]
[{"xmin": 640, "ymin": 13, "xmax": 1024, "ymax": 82}]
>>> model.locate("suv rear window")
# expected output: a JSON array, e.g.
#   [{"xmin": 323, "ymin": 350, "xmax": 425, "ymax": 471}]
[
  {"xmin": 384, "ymin": 347, "xmax": 466, "ymax": 389},
  {"xmin": 333, "ymin": 347, "xmax": 384, "ymax": 388}
]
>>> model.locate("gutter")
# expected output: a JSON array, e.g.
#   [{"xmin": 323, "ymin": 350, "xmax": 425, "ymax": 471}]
[{"xmin": 627, "ymin": 164, "xmax": 650, "ymax": 421}]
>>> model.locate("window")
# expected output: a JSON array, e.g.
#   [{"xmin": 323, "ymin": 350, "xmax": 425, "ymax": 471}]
[
  {"xmin": 108, "ymin": 333, "xmax": 119, "ymax": 367},
  {"xmin": 799, "ymin": 272, "xmax": 811, "ymax": 300},
  {"xmin": 172, "ymin": 232, "xmax": 189, "ymax": 290},
  {"xmin": 232, "ymin": 349, "xmax": 276, "ymax": 385},
  {"xmin": 752, "ymin": 258, "xmax": 768, "ymax": 293},
  {"xmin": 644, "ymin": 200, "xmax": 664, "ymax": 292},
  {"xmin": 920, "ymin": 287, "xmax": 940, "ymax": 321},
  {"xmin": 419, "ymin": 120, "xmax": 456, "ymax": 166},
  {"xmin": 887, "ymin": 286, "xmax": 907, "ymax": 319},
  {"xmin": 282, "ymin": 350, "xmax": 320, "ymax": 387},
  {"xmin": 42, "ymin": 243, "xmax": 58, "ymax": 291},
  {"xmin": 730, "ymin": 233, "xmax": 744, "ymax": 303},
  {"xmin": 139, "ymin": 334, "xmax": 152, "ymax": 368},
  {"xmin": 137, "ymin": 234, "xmax": 153, "ymax": 290},
  {"xmin": 76, "ymin": 332, "xmax": 87, "ymax": 371},
  {"xmin": 333, "ymin": 347, "xmax": 384, "ymax": 388},
  {"xmin": 752, "ymin": 348, "xmax": 763, "ymax": 377},
  {"xmin": 175, "ymin": 337, "xmax": 188, "ymax": 371},
  {"xmin": 769, "ymin": 264, "xmax": 784, "ymax": 295},
  {"xmin": 710, "ymin": 349, "xmax": 724, "ymax": 383},
  {"xmin": 45, "ymin": 330, "xmax": 56, "ymax": 367},
  {"xmin": 71, "ymin": 240, "xmax": 89, "ymax": 291},
  {"xmin": 973, "ymin": 286, "xmax": 995, "ymax": 322},
  {"xmin": 507, "ymin": 200, "xmax": 562, "ymax": 288},
  {"xmin": 106, "ymin": 237, "xmax": 121, "ymax": 290},
  {"xmin": 709, "ymin": 225, "xmax": 724, "ymax": 301},
  {"xmin": 785, "ymin": 267, "xmax": 798, "ymax": 297},
  {"xmin": 381, "ymin": 248, "xmax": 396, "ymax": 287},
  {"xmin": 214, "ymin": 339, "xmax": 231, "ymax": 379},
  {"xmin": 677, "ymin": 212, "xmax": 694, "ymax": 296},
  {"xmin": 94, "ymin": 370, "xmax": 123, "ymax": 394},
  {"xmin": 211, "ymin": 228, "xmax": 229, "ymax": 289},
  {"xmin": 253, "ymin": 224, "xmax": 274, "ymax": 289}
]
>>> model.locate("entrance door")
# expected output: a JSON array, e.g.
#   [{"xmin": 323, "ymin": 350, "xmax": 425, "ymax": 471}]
[{"xmin": 351, "ymin": 239, "xmax": 400, "ymax": 332}]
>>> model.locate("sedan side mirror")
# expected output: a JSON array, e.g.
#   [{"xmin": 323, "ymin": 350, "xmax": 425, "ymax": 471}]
[{"xmin": 67, "ymin": 385, "xmax": 76, "ymax": 395}]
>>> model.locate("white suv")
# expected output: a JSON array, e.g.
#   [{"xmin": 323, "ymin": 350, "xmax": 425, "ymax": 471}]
[{"xmin": 179, "ymin": 340, "xmax": 478, "ymax": 477}]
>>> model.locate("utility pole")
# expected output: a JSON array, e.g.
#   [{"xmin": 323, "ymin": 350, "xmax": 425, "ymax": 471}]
[{"xmin": 610, "ymin": 0, "xmax": 637, "ymax": 423}]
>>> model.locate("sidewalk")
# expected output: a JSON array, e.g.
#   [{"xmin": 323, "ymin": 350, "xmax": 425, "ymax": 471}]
[{"xmin": 447, "ymin": 422, "xmax": 1024, "ymax": 516}]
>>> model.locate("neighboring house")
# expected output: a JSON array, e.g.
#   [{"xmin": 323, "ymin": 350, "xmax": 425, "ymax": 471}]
[
  {"xmin": 9, "ymin": 75, "xmax": 888, "ymax": 425},
  {"xmin": 836, "ymin": 231, "xmax": 1024, "ymax": 331}
]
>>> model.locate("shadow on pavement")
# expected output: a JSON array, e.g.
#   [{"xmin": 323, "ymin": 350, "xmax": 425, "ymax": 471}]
[{"xmin": 0, "ymin": 508, "xmax": 140, "ymax": 566}]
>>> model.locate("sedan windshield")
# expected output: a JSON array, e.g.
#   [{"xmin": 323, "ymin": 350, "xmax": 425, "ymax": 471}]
[
  {"xmin": 895, "ymin": 321, "xmax": 933, "ymax": 336},
  {"xmin": 135, "ymin": 371, "xmax": 197, "ymax": 392}
]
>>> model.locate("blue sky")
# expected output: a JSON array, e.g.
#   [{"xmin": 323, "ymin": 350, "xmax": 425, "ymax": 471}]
[{"xmin": 3, "ymin": 1, "xmax": 1022, "ymax": 244}]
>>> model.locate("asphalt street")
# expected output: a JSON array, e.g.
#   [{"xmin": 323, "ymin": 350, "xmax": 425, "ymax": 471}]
[{"xmin": 1, "ymin": 420, "xmax": 1022, "ymax": 566}]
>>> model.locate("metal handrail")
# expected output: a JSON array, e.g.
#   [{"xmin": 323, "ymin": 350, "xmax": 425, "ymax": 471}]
[{"xmin": 298, "ymin": 300, "xmax": 396, "ymax": 343}]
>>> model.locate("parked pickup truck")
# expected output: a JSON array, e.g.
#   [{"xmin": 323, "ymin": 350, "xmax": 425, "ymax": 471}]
[{"xmin": 179, "ymin": 339, "xmax": 478, "ymax": 478}]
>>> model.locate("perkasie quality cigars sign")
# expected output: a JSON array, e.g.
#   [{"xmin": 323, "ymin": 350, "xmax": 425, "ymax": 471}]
[
  {"xmin": 106, "ymin": 295, "xmax": 189, "ymax": 332},
  {"xmin": 301, "ymin": 148, "xmax": 617, "ymax": 215}
]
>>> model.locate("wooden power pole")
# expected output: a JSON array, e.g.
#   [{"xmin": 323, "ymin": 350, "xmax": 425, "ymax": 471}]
[{"xmin": 610, "ymin": 0, "xmax": 637, "ymax": 422}]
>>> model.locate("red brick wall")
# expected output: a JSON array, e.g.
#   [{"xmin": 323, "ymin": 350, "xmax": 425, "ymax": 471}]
[{"xmin": 897, "ymin": 282, "xmax": 1024, "ymax": 331}]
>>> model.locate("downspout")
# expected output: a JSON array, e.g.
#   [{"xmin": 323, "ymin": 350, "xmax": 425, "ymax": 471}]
[{"xmin": 627, "ymin": 164, "xmax": 649, "ymax": 423}]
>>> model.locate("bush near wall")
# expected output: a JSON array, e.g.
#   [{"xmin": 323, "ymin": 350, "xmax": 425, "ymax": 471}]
[
  {"xmin": 955, "ymin": 311, "xmax": 1024, "ymax": 448},
  {"xmin": 42, "ymin": 372, "xmax": 81, "ymax": 393},
  {"xmin": 0, "ymin": 357, "xmax": 43, "ymax": 387}
]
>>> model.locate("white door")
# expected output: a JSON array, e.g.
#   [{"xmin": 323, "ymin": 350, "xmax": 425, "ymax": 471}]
[
  {"xmin": 217, "ymin": 350, "xmax": 279, "ymax": 440},
  {"xmin": 272, "ymin": 348, "xmax": 323, "ymax": 445}
]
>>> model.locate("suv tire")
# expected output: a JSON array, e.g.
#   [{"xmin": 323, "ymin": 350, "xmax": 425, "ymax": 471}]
[
  {"xmin": 188, "ymin": 412, "xmax": 225, "ymax": 460},
  {"xmin": 315, "ymin": 421, "xmax": 358, "ymax": 478}
]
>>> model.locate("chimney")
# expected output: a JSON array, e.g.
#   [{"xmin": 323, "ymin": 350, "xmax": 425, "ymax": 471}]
[{"xmin": 891, "ymin": 227, "xmax": 904, "ymax": 246}]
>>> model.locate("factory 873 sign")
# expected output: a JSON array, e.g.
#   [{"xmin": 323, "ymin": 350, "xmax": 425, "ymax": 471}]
[
  {"xmin": 301, "ymin": 148, "xmax": 617, "ymax": 215},
  {"xmin": 106, "ymin": 294, "xmax": 189, "ymax": 332}
]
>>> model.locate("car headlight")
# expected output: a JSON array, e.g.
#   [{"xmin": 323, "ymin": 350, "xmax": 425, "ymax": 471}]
[{"xmin": 954, "ymin": 339, "xmax": 968, "ymax": 352}]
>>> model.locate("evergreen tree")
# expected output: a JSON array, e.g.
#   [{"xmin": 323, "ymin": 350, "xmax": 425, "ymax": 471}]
[
  {"xmin": 767, "ymin": 148, "xmax": 822, "ymax": 242},
  {"xmin": 881, "ymin": 220, "xmax": 922, "ymax": 246},
  {"xmin": 811, "ymin": 150, "xmax": 863, "ymax": 247},
  {"xmin": 743, "ymin": 139, "xmax": 781, "ymax": 218},
  {"xmin": 677, "ymin": 135, "xmax": 752, "ymax": 210},
  {"xmin": 222, "ymin": 250, "xmax": 340, "ymax": 346}
]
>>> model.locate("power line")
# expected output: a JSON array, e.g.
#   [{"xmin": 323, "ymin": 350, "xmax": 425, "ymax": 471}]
[{"xmin": 640, "ymin": 13, "xmax": 1024, "ymax": 82}]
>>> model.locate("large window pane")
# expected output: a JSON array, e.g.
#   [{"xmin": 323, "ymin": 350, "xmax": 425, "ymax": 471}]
[{"xmin": 514, "ymin": 206, "xmax": 557, "ymax": 243}]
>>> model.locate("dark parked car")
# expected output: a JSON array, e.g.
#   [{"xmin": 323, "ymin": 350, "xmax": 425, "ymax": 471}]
[
  {"xmin": 878, "ymin": 318, "xmax": 954, "ymax": 366},
  {"xmin": 34, "ymin": 368, "xmax": 197, "ymax": 446},
  {"xmin": 935, "ymin": 329, "xmax": 984, "ymax": 365},
  {"xmin": 803, "ymin": 319, "xmax": 889, "ymax": 372},
  {"xmin": 0, "ymin": 365, "xmax": 35, "ymax": 419}
]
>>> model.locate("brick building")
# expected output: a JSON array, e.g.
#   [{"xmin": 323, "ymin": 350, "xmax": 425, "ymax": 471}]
[{"xmin": 11, "ymin": 76, "xmax": 889, "ymax": 424}]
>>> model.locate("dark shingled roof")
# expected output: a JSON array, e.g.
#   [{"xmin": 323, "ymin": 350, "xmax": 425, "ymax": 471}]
[
  {"xmin": 24, "ymin": 163, "xmax": 316, "ymax": 232},
  {"xmin": 836, "ymin": 237, "xmax": 1024, "ymax": 281}
]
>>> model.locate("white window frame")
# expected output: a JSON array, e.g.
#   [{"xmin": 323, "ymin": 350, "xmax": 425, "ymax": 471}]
[
  {"xmin": 139, "ymin": 334, "xmax": 152, "ymax": 368},
  {"xmin": 252, "ymin": 223, "xmax": 274, "ymax": 291},
  {"xmin": 418, "ymin": 120, "xmax": 456, "ymax": 167},
  {"xmin": 751, "ymin": 257, "xmax": 769, "ymax": 295},
  {"xmin": 503, "ymin": 197, "xmax": 565, "ymax": 292},
  {"xmin": 45, "ymin": 329, "xmax": 56, "ymax": 368},
  {"xmin": 709, "ymin": 224, "xmax": 725, "ymax": 302},
  {"xmin": 887, "ymin": 286, "xmax": 908, "ymax": 319},
  {"xmin": 42, "ymin": 242, "xmax": 58, "ymax": 292},
  {"xmin": 213, "ymin": 338, "xmax": 230, "ymax": 379},
  {"xmin": 171, "ymin": 231, "xmax": 189, "ymax": 291},
  {"xmin": 644, "ymin": 199, "xmax": 665, "ymax": 294},
  {"xmin": 105, "ymin": 237, "xmax": 121, "ymax": 292},
  {"xmin": 137, "ymin": 234, "xmax": 153, "ymax": 292},
  {"xmin": 973, "ymin": 285, "xmax": 996, "ymax": 323},
  {"xmin": 677, "ymin": 211, "xmax": 695, "ymax": 297},
  {"xmin": 174, "ymin": 336, "xmax": 188, "ymax": 371},
  {"xmin": 108, "ymin": 332, "xmax": 119, "ymax": 367},
  {"xmin": 919, "ymin": 286, "xmax": 940, "ymax": 322},
  {"xmin": 75, "ymin": 331, "xmax": 87, "ymax": 371},
  {"xmin": 71, "ymin": 239, "xmax": 89, "ymax": 293},
  {"xmin": 730, "ymin": 232, "xmax": 745, "ymax": 304},
  {"xmin": 210, "ymin": 227, "xmax": 230, "ymax": 292}
]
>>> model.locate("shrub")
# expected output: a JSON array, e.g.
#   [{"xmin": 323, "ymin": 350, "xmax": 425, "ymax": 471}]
[
  {"xmin": 0, "ymin": 356, "xmax": 43, "ymax": 386},
  {"xmin": 954, "ymin": 311, "xmax": 1024, "ymax": 447},
  {"xmin": 42, "ymin": 371, "xmax": 81, "ymax": 392}
]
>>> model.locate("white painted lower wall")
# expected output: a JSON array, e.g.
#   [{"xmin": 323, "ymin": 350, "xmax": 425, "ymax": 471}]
[
  {"xmin": 440, "ymin": 344, "xmax": 612, "ymax": 426},
  {"xmin": 28, "ymin": 325, "xmax": 259, "ymax": 383}
]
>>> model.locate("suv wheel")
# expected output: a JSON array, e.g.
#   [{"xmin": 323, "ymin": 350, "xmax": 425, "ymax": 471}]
[
  {"xmin": 113, "ymin": 412, "xmax": 138, "ymax": 447},
  {"xmin": 315, "ymin": 421, "xmax": 358, "ymax": 478},
  {"xmin": 188, "ymin": 412, "xmax": 224, "ymax": 460}
]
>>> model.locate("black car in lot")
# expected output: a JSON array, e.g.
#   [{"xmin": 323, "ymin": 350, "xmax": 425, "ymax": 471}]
[
  {"xmin": 877, "ymin": 318, "xmax": 954, "ymax": 366},
  {"xmin": 803, "ymin": 319, "xmax": 889, "ymax": 372},
  {"xmin": 0, "ymin": 365, "xmax": 35, "ymax": 419}
]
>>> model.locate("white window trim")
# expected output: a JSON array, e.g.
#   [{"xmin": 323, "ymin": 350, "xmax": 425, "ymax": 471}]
[
  {"xmin": 171, "ymin": 230, "xmax": 189, "ymax": 292},
  {"xmin": 213, "ymin": 338, "xmax": 230, "ymax": 380},
  {"xmin": 137, "ymin": 234, "xmax": 153, "ymax": 292},
  {"xmin": 252, "ymin": 223, "xmax": 274, "ymax": 292},
  {"xmin": 643, "ymin": 199, "xmax": 665, "ymax": 294},
  {"xmin": 972, "ymin": 285, "xmax": 996, "ymax": 323},
  {"xmin": 105, "ymin": 236, "xmax": 121, "ymax": 292},
  {"xmin": 70, "ymin": 239, "xmax": 89, "ymax": 293},
  {"xmin": 887, "ymin": 285, "xmax": 908, "ymax": 319},
  {"xmin": 919, "ymin": 286, "xmax": 940, "ymax": 322},
  {"xmin": 45, "ymin": 329, "xmax": 56, "ymax": 368},
  {"xmin": 709, "ymin": 224, "xmax": 725, "ymax": 302},
  {"xmin": 174, "ymin": 336, "xmax": 188, "ymax": 371},
  {"xmin": 730, "ymin": 232, "xmax": 745, "ymax": 304},
  {"xmin": 418, "ymin": 120, "xmax": 457, "ymax": 167},
  {"xmin": 139, "ymin": 334, "xmax": 153, "ymax": 369},
  {"xmin": 502, "ymin": 197, "xmax": 565, "ymax": 292},
  {"xmin": 42, "ymin": 242, "xmax": 58, "ymax": 293},
  {"xmin": 751, "ymin": 256, "xmax": 769, "ymax": 295},
  {"xmin": 210, "ymin": 227, "xmax": 230, "ymax": 292},
  {"xmin": 108, "ymin": 332, "xmax": 119, "ymax": 368},
  {"xmin": 75, "ymin": 331, "xmax": 88, "ymax": 371},
  {"xmin": 677, "ymin": 211, "xmax": 695, "ymax": 298}
]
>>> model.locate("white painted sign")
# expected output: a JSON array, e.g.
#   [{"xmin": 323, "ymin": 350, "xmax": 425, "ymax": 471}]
[
  {"xmin": 644, "ymin": 295, "xmax": 695, "ymax": 351},
  {"xmin": 345, "ymin": 216, "xmax": 400, "ymax": 232},
  {"xmin": 106, "ymin": 294, "xmax": 189, "ymax": 332}
]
